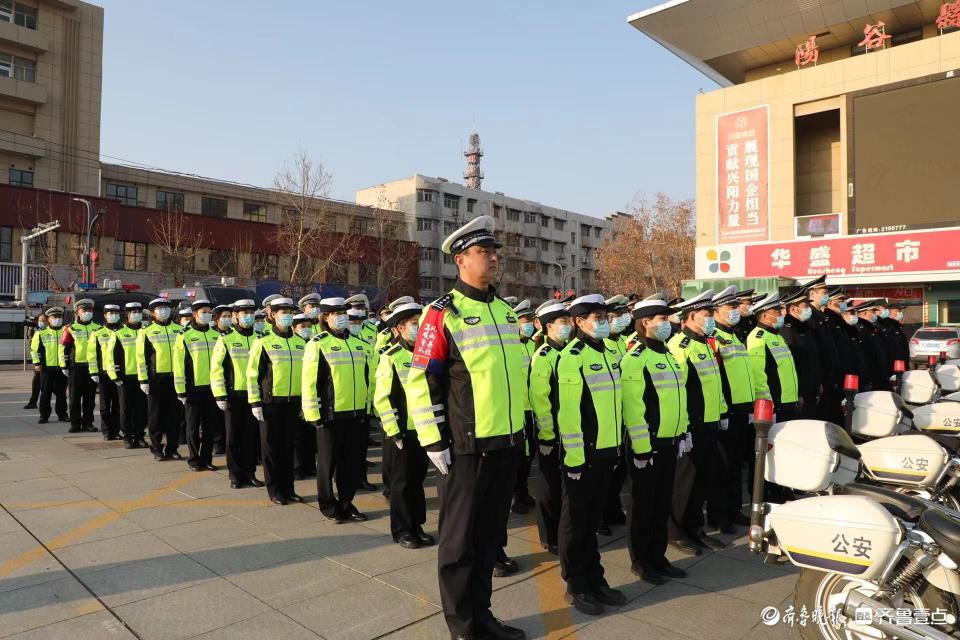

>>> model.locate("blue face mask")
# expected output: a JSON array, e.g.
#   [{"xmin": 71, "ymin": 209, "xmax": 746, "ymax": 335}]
[
  {"xmin": 819, "ymin": 294, "xmax": 830, "ymax": 307},
  {"xmin": 588, "ymin": 319, "xmax": 610, "ymax": 340},
  {"xmin": 219, "ymin": 316, "xmax": 233, "ymax": 328},
  {"xmin": 520, "ymin": 323, "xmax": 535, "ymax": 338},
  {"xmin": 154, "ymin": 308, "xmax": 171, "ymax": 322},
  {"xmin": 348, "ymin": 324, "xmax": 362, "ymax": 336},
  {"xmin": 331, "ymin": 314, "xmax": 349, "ymax": 332},
  {"xmin": 254, "ymin": 321, "xmax": 266, "ymax": 333},
  {"xmin": 297, "ymin": 327, "xmax": 313, "ymax": 340},
  {"xmin": 198, "ymin": 312, "xmax": 213, "ymax": 326},
  {"xmin": 773, "ymin": 315, "xmax": 785, "ymax": 329},
  {"xmin": 839, "ymin": 302, "xmax": 848, "ymax": 313},
  {"xmin": 869, "ymin": 314, "xmax": 878, "ymax": 324},
  {"xmin": 37, "ymin": 321, "xmax": 46, "ymax": 329},
  {"xmin": 798, "ymin": 308, "xmax": 813, "ymax": 322},
  {"xmin": 880, "ymin": 309, "xmax": 890, "ymax": 319},
  {"xmin": 652, "ymin": 320, "xmax": 672, "ymax": 342},
  {"xmin": 611, "ymin": 314, "xmax": 631, "ymax": 334},
  {"xmin": 703, "ymin": 316, "xmax": 716, "ymax": 336},
  {"xmin": 405, "ymin": 324, "xmax": 419, "ymax": 343},
  {"xmin": 556, "ymin": 324, "xmax": 572, "ymax": 342},
  {"xmin": 276, "ymin": 314, "xmax": 294, "ymax": 329},
  {"xmin": 238, "ymin": 314, "xmax": 254, "ymax": 328},
  {"xmin": 728, "ymin": 309, "xmax": 741, "ymax": 326},
  {"xmin": 79, "ymin": 311, "xmax": 93, "ymax": 323},
  {"xmin": 105, "ymin": 313, "xmax": 120, "ymax": 324}
]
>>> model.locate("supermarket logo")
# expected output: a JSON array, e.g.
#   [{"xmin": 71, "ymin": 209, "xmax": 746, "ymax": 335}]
[{"xmin": 707, "ymin": 249, "xmax": 732, "ymax": 274}]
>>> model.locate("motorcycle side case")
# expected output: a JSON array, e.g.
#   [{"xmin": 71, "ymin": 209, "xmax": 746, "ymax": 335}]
[
  {"xmin": 766, "ymin": 420, "xmax": 860, "ymax": 492},
  {"xmin": 859, "ymin": 434, "xmax": 948, "ymax": 486},
  {"xmin": 852, "ymin": 391, "xmax": 903, "ymax": 438},
  {"xmin": 936, "ymin": 364, "xmax": 960, "ymax": 393},
  {"xmin": 901, "ymin": 370, "xmax": 940, "ymax": 405},
  {"xmin": 912, "ymin": 402, "xmax": 960, "ymax": 433},
  {"xmin": 944, "ymin": 391, "xmax": 960, "ymax": 403},
  {"xmin": 769, "ymin": 495, "xmax": 902, "ymax": 580},
  {"xmin": 926, "ymin": 564, "xmax": 960, "ymax": 595}
]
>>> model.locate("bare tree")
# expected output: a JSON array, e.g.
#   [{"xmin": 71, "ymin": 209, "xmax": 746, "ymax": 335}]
[
  {"xmin": 595, "ymin": 192, "xmax": 695, "ymax": 298},
  {"xmin": 367, "ymin": 186, "xmax": 417, "ymax": 306},
  {"xmin": 274, "ymin": 150, "xmax": 334, "ymax": 285},
  {"xmin": 147, "ymin": 207, "xmax": 204, "ymax": 287}
]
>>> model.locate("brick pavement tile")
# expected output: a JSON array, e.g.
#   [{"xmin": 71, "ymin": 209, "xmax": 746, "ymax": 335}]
[
  {"xmin": 187, "ymin": 533, "xmax": 314, "ymax": 577},
  {"xmin": 577, "ymin": 616, "xmax": 696, "ymax": 640},
  {"xmin": 224, "ymin": 555, "xmax": 367, "ymax": 608},
  {"xmin": 12, "ymin": 502, "xmax": 144, "ymax": 548},
  {"xmin": 0, "ymin": 476, "xmax": 72, "ymax": 500},
  {"xmin": 151, "ymin": 515, "xmax": 261, "ymax": 553},
  {"xmin": 0, "ymin": 611, "xmax": 137, "ymax": 640},
  {"xmin": 327, "ymin": 532, "xmax": 436, "ymax": 577},
  {"xmin": 190, "ymin": 611, "xmax": 321, "ymax": 640},
  {"xmin": 674, "ymin": 553, "xmax": 799, "ymax": 606},
  {"xmin": 55, "ymin": 531, "xmax": 181, "ymax": 573},
  {"xmin": 377, "ymin": 558, "xmax": 442, "ymax": 606},
  {"xmin": 271, "ymin": 522, "xmax": 386, "ymax": 558},
  {"xmin": 79, "ymin": 553, "xmax": 217, "ymax": 608},
  {"xmin": 0, "ymin": 531, "xmax": 67, "ymax": 595},
  {"xmin": 5, "ymin": 486, "xmax": 92, "ymax": 512},
  {"xmin": 374, "ymin": 612, "xmax": 448, "ymax": 640},
  {"xmin": 0, "ymin": 577, "xmax": 103, "ymax": 638}
]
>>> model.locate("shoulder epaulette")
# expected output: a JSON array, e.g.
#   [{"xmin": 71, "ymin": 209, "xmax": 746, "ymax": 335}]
[
  {"xmin": 716, "ymin": 335, "xmax": 731, "ymax": 346},
  {"xmin": 568, "ymin": 339, "xmax": 583, "ymax": 355},
  {"xmin": 755, "ymin": 329, "xmax": 765, "ymax": 338},
  {"xmin": 629, "ymin": 343, "xmax": 646, "ymax": 356},
  {"xmin": 378, "ymin": 343, "xmax": 394, "ymax": 354},
  {"xmin": 430, "ymin": 293, "xmax": 459, "ymax": 317},
  {"xmin": 537, "ymin": 344, "xmax": 552, "ymax": 356},
  {"xmin": 678, "ymin": 336, "xmax": 691, "ymax": 348},
  {"xmin": 313, "ymin": 331, "xmax": 329, "ymax": 341},
  {"xmin": 385, "ymin": 343, "xmax": 402, "ymax": 356}
]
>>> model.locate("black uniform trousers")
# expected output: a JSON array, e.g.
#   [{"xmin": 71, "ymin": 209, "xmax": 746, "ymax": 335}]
[
  {"xmin": 185, "ymin": 386, "xmax": 217, "ymax": 469},
  {"xmin": 260, "ymin": 402, "xmax": 297, "ymax": 500},
  {"xmin": 558, "ymin": 460, "xmax": 615, "ymax": 595},
  {"xmin": 535, "ymin": 445, "xmax": 562, "ymax": 549},
  {"xmin": 513, "ymin": 412, "xmax": 536, "ymax": 500},
  {"xmin": 628, "ymin": 439, "xmax": 679, "ymax": 569},
  {"xmin": 225, "ymin": 395, "xmax": 259, "ymax": 483},
  {"xmin": 97, "ymin": 374, "xmax": 120, "ymax": 438},
  {"xmin": 294, "ymin": 418, "xmax": 317, "ymax": 477},
  {"xmin": 438, "ymin": 446, "xmax": 516, "ymax": 637},
  {"xmin": 211, "ymin": 407, "xmax": 225, "ymax": 453},
  {"xmin": 382, "ymin": 432, "xmax": 428, "ymax": 539},
  {"xmin": 315, "ymin": 417, "xmax": 365, "ymax": 517},
  {"xmin": 706, "ymin": 413, "xmax": 748, "ymax": 525},
  {"xmin": 148, "ymin": 376, "xmax": 180, "ymax": 456},
  {"xmin": 38, "ymin": 368, "xmax": 67, "ymax": 420},
  {"xmin": 669, "ymin": 422, "xmax": 719, "ymax": 540},
  {"xmin": 68, "ymin": 364, "xmax": 97, "ymax": 429},
  {"xmin": 119, "ymin": 376, "xmax": 146, "ymax": 444},
  {"xmin": 602, "ymin": 448, "xmax": 628, "ymax": 525},
  {"xmin": 28, "ymin": 370, "xmax": 40, "ymax": 405}
]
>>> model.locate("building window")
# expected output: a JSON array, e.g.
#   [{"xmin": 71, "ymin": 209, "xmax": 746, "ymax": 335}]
[
  {"xmin": 554, "ymin": 242, "xmax": 566, "ymax": 254},
  {"xmin": 570, "ymin": 231, "xmax": 576, "ymax": 244},
  {"xmin": 359, "ymin": 262, "xmax": 378, "ymax": 286},
  {"xmin": 13, "ymin": 3, "xmax": 36, "ymax": 29},
  {"xmin": 242, "ymin": 202, "xmax": 266, "ymax": 222},
  {"xmin": 419, "ymin": 247, "xmax": 438, "ymax": 261},
  {"xmin": 540, "ymin": 263, "xmax": 552, "ymax": 275},
  {"xmin": 554, "ymin": 219, "xmax": 565, "ymax": 231},
  {"xmin": 524, "ymin": 262, "xmax": 537, "ymax": 274},
  {"xmin": 0, "ymin": 226, "xmax": 11, "ymax": 262},
  {"xmin": 350, "ymin": 218, "xmax": 367, "ymax": 235},
  {"xmin": 416, "ymin": 189, "xmax": 436, "ymax": 203},
  {"xmin": 466, "ymin": 199, "xmax": 476, "ymax": 213},
  {"xmin": 443, "ymin": 221, "xmax": 456, "ymax": 235},
  {"xmin": 106, "ymin": 183, "xmax": 138, "ymax": 206},
  {"xmin": 524, "ymin": 237, "xmax": 537, "ymax": 248},
  {"xmin": 156, "ymin": 190, "xmax": 184, "ymax": 212},
  {"xmin": 580, "ymin": 224, "xmax": 590, "ymax": 238},
  {"xmin": 0, "ymin": 54, "xmax": 36, "ymax": 82},
  {"xmin": 252, "ymin": 253, "xmax": 278, "ymax": 279},
  {"xmin": 594, "ymin": 226, "xmax": 602, "ymax": 238},
  {"xmin": 507, "ymin": 208, "xmax": 521, "ymax": 222},
  {"xmin": 493, "ymin": 204, "xmax": 502, "ymax": 219},
  {"xmin": 27, "ymin": 232, "xmax": 53, "ymax": 263},
  {"xmin": 209, "ymin": 249, "xmax": 237, "ymax": 275},
  {"xmin": 443, "ymin": 194, "xmax": 460, "ymax": 210},
  {"xmin": 113, "ymin": 240, "xmax": 146, "ymax": 271},
  {"xmin": 524, "ymin": 212, "xmax": 537, "ymax": 224},
  {"xmin": 442, "ymin": 277, "xmax": 456, "ymax": 290},
  {"xmin": 9, "ymin": 167, "xmax": 32, "ymax": 187},
  {"xmin": 442, "ymin": 253, "xmax": 453, "ymax": 265},
  {"xmin": 420, "ymin": 276, "xmax": 437, "ymax": 291},
  {"xmin": 540, "ymin": 215, "xmax": 550, "ymax": 227},
  {"xmin": 540, "ymin": 239, "xmax": 549, "ymax": 251},
  {"xmin": 416, "ymin": 218, "xmax": 436, "ymax": 232},
  {"xmin": 201, "ymin": 196, "xmax": 227, "ymax": 218}
]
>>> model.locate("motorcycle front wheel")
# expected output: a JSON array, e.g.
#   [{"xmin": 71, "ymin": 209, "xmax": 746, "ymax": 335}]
[{"xmin": 794, "ymin": 568, "xmax": 956, "ymax": 640}]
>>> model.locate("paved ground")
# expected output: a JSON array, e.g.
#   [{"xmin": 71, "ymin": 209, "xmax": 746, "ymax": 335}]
[{"xmin": 0, "ymin": 370, "xmax": 803, "ymax": 640}]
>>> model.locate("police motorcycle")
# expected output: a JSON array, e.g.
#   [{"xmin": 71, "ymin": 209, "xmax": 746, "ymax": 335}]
[{"xmin": 749, "ymin": 399, "xmax": 960, "ymax": 640}]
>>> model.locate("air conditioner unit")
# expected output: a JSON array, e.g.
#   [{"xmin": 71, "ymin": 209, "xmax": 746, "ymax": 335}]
[{"xmin": 581, "ymin": 257, "xmax": 589, "ymax": 265}]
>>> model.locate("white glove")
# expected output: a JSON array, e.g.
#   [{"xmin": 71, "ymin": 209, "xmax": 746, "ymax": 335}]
[
  {"xmin": 140, "ymin": 383, "xmax": 150, "ymax": 395},
  {"xmin": 395, "ymin": 438, "xmax": 404, "ymax": 450},
  {"xmin": 91, "ymin": 377, "xmax": 99, "ymax": 387},
  {"xmin": 252, "ymin": 406, "xmax": 264, "ymax": 422},
  {"xmin": 178, "ymin": 396, "xmax": 187, "ymax": 406},
  {"xmin": 567, "ymin": 472, "xmax": 582, "ymax": 480},
  {"xmin": 771, "ymin": 413, "xmax": 777, "ymax": 424},
  {"xmin": 114, "ymin": 378, "xmax": 124, "ymax": 387},
  {"xmin": 719, "ymin": 418, "xmax": 729, "ymax": 431},
  {"xmin": 539, "ymin": 444, "xmax": 554, "ymax": 456},
  {"xmin": 684, "ymin": 432, "xmax": 693, "ymax": 453},
  {"xmin": 216, "ymin": 400, "xmax": 227, "ymax": 412},
  {"xmin": 427, "ymin": 448, "xmax": 451, "ymax": 475},
  {"xmin": 748, "ymin": 413, "xmax": 754, "ymax": 423},
  {"xmin": 634, "ymin": 458, "xmax": 652, "ymax": 469}
]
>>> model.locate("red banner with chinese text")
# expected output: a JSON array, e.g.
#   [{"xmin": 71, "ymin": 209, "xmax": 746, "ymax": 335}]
[
  {"xmin": 717, "ymin": 106, "xmax": 769, "ymax": 243},
  {"xmin": 744, "ymin": 228, "xmax": 960, "ymax": 278}
]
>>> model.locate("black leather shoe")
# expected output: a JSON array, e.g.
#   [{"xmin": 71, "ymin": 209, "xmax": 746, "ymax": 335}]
[
  {"xmin": 136, "ymin": 438, "xmax": 148, "ymax": 448},
  {"xmin": 695, "ymin": 533, "xmax": 728, "ymax": 551},
  {"xmin": 288, "ymin": 493, "xmax": 305, "ymax": 503},
  {"xmin": 23, "ymin": 403, "xmax": 36, "ymax": 410},
  {"xmin": 230, "ymin": 481, "xmax": 242, "ymax": 489},
  {"xmin": 545, "ymin": 544, "xmax": 558, "ymax": 556},
  {"xmin": 493, "ymin": 556, "xmax": 519, "ymax": 577},
  {"xmin": 203, "ymin": 463, "xmax": 218, "ymax": 471},
  {"xmin": 654, "ymin": 562, "xmax": 688, "ymax": 579},
  {"xmin": 510, "ymin": 499, "xmax": 529, "ymax": 515},
  {"xmin": 189, "ymin": 465, "xmax": 202, "ymax": 473},
  {"xmin": 564, "ymin": 591, "xmax": 603, "ymax": 616},
  {"xmin": 67, "ymin": 426, "xmax": 80, "ymax": 433},
  {"xmin": 249, "ymin": 477, "xmax": 264, "ymax": 488},
  {"xmin": 669, "ymin": 538, "xmax": 702, "ymax": 555},
  {"xmin": 270, "ymin": 496, "xmax": 287, "ymax": 506},
  {"xmin": 415, "ymin": 527, "xmax": 435, "ymax": 546},
  {"xmin": 82, "ymin": 425, "xmax": 98, "ymax": 432},
  {"xmin": 596, "ymin": 524, "xmax": 612, "ymax": 536},
  {"xmin": 592, "ymin": 586, "xmax": 626, "ymax": 606},
  {"xmin": 475, "ymin": 617, "xmax": 526, "ymax": 640},
  {"xmin": 168, "ymin": 452, "xmax": 183, "ymax": 461},
  {"xmin": 57, "ymin": 415, "xmax": 69, "ymax": 422},
  {"xmin": 123, "ymin": 441, "xmax": 134, "ymax": 449},
  {"xmin": 154, "ymin": 453, "xmax": 167, "ymax": 461},
  {"xmin": 359, "ymin": 480, "xmax": 377, "ymax": 492},
  {"xmin": 347, "ymin": 509, "xmax": 367, "ymax": 522},
  {"xmin": 632, "ymin": 564, "xmax": 666, "ymax": 585},
  {"xmin": 397, "ymin": 532, "xmax": 421, "ymax": 550},
  {"xmin": 37, "ymin": 417, "xmax": 48, "ymax": 424}
]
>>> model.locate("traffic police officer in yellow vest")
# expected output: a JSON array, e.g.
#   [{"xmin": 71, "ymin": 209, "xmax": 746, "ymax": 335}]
[
  {"xmin": 528, "ymin": 300, "xmax": 574, "ymax": 555},
  {"xmin": 347, "ymin": 304, "xmax": 379, "ymax": 492},
  {"xmin": 512, "ymin": 299, "xmax": 537, "ymax": 516},
  {"xmin": 374, "ymin": 301, "xmax": 435, "ymax": 549},
  {"xmin": 553, "ymin": 294, "xmax": 627, "ymax": 616},
  {"xmin": 292, "ymin": 294, "xmax": 321, "ymax": 480},
  {"xmin": 247, "ymin": 298, "xmax": 307, "ymax": 505},
  {"xmin": 748, "ymin": 292, "xmax": 800, "ymax": 420},
  {"xmin": 299, "ymin": 293, "xmax": 322, "ymax": 327},
  {"xmin": 138, "ymin": 298, "xmax": 183, "ymax": 461},
  {"xmin": 88, "ymin": 304, "xmax": 122, "ymax": 439},
  {"xmin": 60, "ymin": 298, "xmax": 100, "ymax": 433},
  {"xmin": 173, "ymin": 299, "xmax": 220, "ymax": 472},
  {"xmin": 346, "ymin": 294, "xmax": 379, "ymax": 344},
  {"xmin": 600, "ymin": 294, "xmax": 631, "ymax": 534},
  {"xmin": 667, "ymin": 289, "xmax": 728, "ymax": 555},
  {"xmin": 406, "ymin": 215, "xmax": 527, "ymax": 640},
  {"xmin": 707, "ymin": 287, "xmax": 756, "ymax": 533},
  {"xmin": 605, "ymin": 295, "xmax": 630, "ymax": 359},
  {"xmin": 621, "ymin": 297, "xmax": 689, "ymax": 585},
  {"xmin": 210, "ymin": 299, "xmax": 263, "ymax": 489},
  {"xmin": 375, "ymin": 295, "xmax": 416, "ymax": 498},
  {"xmin": 103, "ymin": 303, "xmax": 146, "ymax": 449},
  {"xmin": 302, "ymin": 297, "xmax": 372, "ymax": 523},
  {"xmin": 33, "ymin": 306, "xmax": 67, "ymax": 423}
]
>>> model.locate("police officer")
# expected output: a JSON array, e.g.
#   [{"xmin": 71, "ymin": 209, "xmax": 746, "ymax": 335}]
[
  {"xmin": 621, "ymin": 297, "xmax": 689, "ymax": 584},
  {"xmin": 375, "ymin": 295, "xmax": 416, "ymax": 499},
  {"xmin": 60, "ymin": 298, "xmax": 100, "ymax": 433},
  {"xmin": 854, "ymin": 299, "xmax": 891, "ymax": 391},
  {"xmin": 780, "ymin": 289, "xmax": 823, "ymax": 419},
  {"xmin": 512, "ymin": 299, "xmax": 537, "ymax": 515},
  {"xmin": 553, "ymin": 294, "xmax": 626, "ymax": 615},
  {"xmin": 211, "ymin": 299, "xmax": 263, "ymax": 488},
  {"xmin": 299, "ymin": 293, "xmax": 322, "ymax": 327},
  {"xmin": 347, "ymin": 304, "xmax": 379, "ymax": 492},
  {"xmin": 174, "ymin": 299, "xmax": 220, "ymax": 472},
  {"xmin": 247, "ymin": 297, "xmax": 308, "ymax": 505},
  {"xmin": 374, "ymin": 301, "xmax": 434, "ymax": 549},
  {"xmin": 302, "ymin": 297, "xmax": 371, "ymax": 523},
  {"xmin": 707, "ymin": 287, "xmax": 755, "ymax": 533},
  {"xmin": 177, "ymin": 306, "xmax": 192, "ymax": 328},
  {"xmin": 605, "ymin": 295, "xmax": 631, "ymax": 359},
  {"xmin": 24, "ymin": 313, "xmax": 44, "ymax": 410},
  {"xmin": 406, "ymin": 215, "xmax": 526, "ymax": 640},
  {"xmin": 103, "ymin": 303, "xmax": 146, "ymax": 449},
  {"xmin": 209, "ymin": 305, "xmax": 234, "ymax": 455},
  {"xmin": 820, "ymin": 287, "xmax": 856, "ymax": 411},
  {"xmin": 667, "ymin": 290, "xmax": 727, "ymax": 554},
  {"xmin": 734, "ymin": 291, "xmax": 758, "ymax": 343},
  {"xmin": 600, "ymin": 294, "xmax": 631, "ymax": 534},
  {"xmin": 881, "ymin": 302, "xmax": 910, "ymax": 367},
  {"xmin": 747, "ymin": 293, "xmax": 800, "ymax": 420},
  {"xmin": 529, "ymin": 300, "xmax": 573, "ymax": 555},
  {"xmin": 32, "ymin": 306, "xmax": 67, "ymax": 424},
  {"xmin": 833, "ymin": 293, "xmax": 870, "ymax": 389},
  {"xmin": 89, "ymin": 304, "xmax": 122, "ymax": 440},
  {"xmin": 138, "ymin": 298, "xmax": 183, "ymax": 461},
  {"xmin": 346, "ymin": 294, "xmax": 379, "ymax": 344},
  {"xmin": 802, "ymin": 276, "xmax": 842, "ymax": 423},
  {"xmin": 253, "ymin": 309, "xmax": 266, "ymax": 335}
]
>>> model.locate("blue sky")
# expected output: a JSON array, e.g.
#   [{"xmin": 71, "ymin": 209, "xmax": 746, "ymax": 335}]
[{"xmin": 98, "ymin": 1, "xmax": 713, "ymax": 219}]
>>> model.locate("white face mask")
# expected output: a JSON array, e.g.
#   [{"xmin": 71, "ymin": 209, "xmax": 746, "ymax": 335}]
[
  {"xmin": 129, "ymin": 312, "xmax": 142, "ymax": 324},
  {"xmin": 305, "ymin": 307, "xmax": 319, "ymax": 319},
  {"xmin": 197, "ymin": 312, "xmax": 213, "ymax": 326},
  {"xmin": 219, "ymin": 316, "xmax": 233, "ymax": 328},
  {"xmin": 238, "ymin": 313, "xmax": 254, "ymax": 328},
  {"xmin": 49, "ymin": 317, "xmax": 62, "ymax": 328},
  {"xmin": 348, "ymin": 324, "xmax": 361, "ymax": 336},
  {"xmin": 79, "ymin": 311, "xmax": 93, "ymax": 322},
  {"xmin": 297, "ymin": 326, "xmax": 313, "ymax": 340},
  {"xmin": 330, "ymin": 314, "xmax": 349, "ymax": 332},
  {"xmin": 105, "ymin": 313, "xmax": 120, "ymax": 324},
  {"xmin": 154, "ymin": 308, "xmax": 171, "ymax": 321}
]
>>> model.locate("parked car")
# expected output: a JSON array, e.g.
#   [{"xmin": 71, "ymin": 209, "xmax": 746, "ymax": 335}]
[
  {"xmin": 44, "ymin": 289, "xmax": 157, "ymax": 324},
  {"xmin": 158, "ymin": 286, "xmax": 260, "ymax": 309},
  {"xmin": 909, "ymin": 326, "xmax": 960, "ymax": 364}
]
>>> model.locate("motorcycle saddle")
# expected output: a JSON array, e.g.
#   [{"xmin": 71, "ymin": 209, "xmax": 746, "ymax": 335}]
[
  {"xmin": 920, "ymin": 508, "xmax": 960, "ymax": 562},
  {"xmin": 838, "ymin": 483, "xmax": 927, "ymax": 522}
]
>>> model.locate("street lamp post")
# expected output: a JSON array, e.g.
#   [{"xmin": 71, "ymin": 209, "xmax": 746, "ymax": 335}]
[
  {"xmin": 71, "ymin": 198, "xmax": 103, "ymax": 290},
  {"xmin": 19, "ymin": 221, "xmax": 60, "ymax": 308},
  {"xmin": 550, "ymin": 261, "xmax": 584, "ymax": 296}
]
